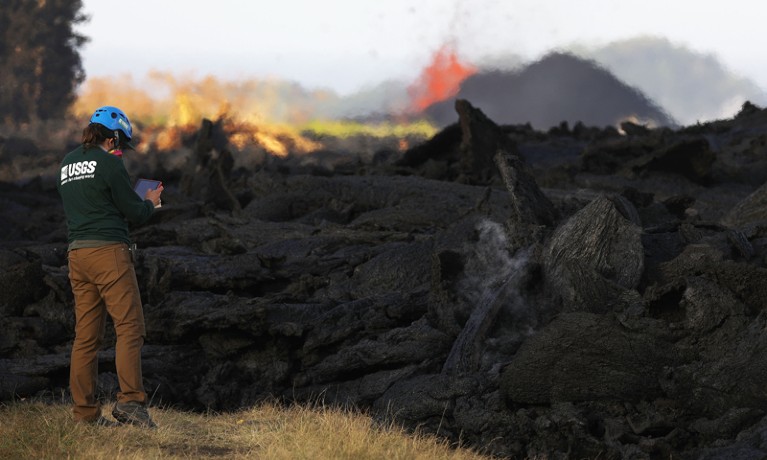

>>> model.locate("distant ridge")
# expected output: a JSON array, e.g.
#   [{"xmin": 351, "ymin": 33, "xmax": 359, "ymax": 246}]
[
  {"xmin": 582, "ymin": 36, "xmax": 767, "ymax": 125},
  {"xmin": 423, "ymin": 52, "xmax": 676, "ymax": 130}
]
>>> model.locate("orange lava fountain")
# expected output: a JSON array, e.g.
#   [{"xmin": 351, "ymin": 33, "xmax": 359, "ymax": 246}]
[{"xmin": 408, "ymin": 45, "xmax": 476, "ymax": 112}]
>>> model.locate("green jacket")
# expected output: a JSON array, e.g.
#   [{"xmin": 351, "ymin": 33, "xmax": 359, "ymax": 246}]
[{"xmin": 57, "ymin": 144, "xmax": 155, "ymax": 245}]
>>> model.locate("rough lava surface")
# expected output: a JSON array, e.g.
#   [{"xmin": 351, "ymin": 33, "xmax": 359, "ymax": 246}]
[{"xmin": 4, "ymin": 98, "xmax": 767, "ymax": 458}]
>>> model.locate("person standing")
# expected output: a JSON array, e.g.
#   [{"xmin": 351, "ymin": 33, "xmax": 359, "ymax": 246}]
[{"xmin": 57, "ymin": 106, "xmax": 162, "ymax": 427}]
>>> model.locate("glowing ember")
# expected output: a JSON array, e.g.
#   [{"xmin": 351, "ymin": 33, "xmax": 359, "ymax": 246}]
[{"xmin": 408, "ymin": 44, "xmax": 476, "ymax": 112}]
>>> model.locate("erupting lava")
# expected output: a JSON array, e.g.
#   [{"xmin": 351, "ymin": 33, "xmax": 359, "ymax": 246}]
[{"xmin": 408, "ymin": 44, "xmax": 476, "ymax": 113}]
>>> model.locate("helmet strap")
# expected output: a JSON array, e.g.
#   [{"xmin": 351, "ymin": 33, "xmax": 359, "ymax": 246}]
[{"xmin": 108, "ymin": 132, "xmax": 122, "ymax": 156}]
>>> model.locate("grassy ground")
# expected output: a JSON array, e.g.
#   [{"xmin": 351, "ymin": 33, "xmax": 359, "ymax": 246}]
[{"xmin": 0, "ymin": 399, "xmax": 494, "ymax": 459}]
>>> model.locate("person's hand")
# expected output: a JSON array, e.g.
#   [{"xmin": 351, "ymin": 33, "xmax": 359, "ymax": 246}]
[{"xmin": 145, "ymin": 184, "xmax": 164, "ymax": 208}]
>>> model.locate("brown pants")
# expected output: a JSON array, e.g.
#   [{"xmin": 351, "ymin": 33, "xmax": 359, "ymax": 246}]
[{"xmin": 67, "ymin": 243, "xmax": 147, "ymax": 422}]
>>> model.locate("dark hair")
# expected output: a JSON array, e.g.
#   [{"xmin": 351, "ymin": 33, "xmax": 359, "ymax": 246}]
[{"xmin": 82, "ymin": 123, "xmax": 116, "ymax": 149}]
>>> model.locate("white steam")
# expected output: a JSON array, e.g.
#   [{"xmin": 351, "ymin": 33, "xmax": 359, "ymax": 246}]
[
  {"xmin": 459, "ymin": 220, "xmax": 525, "ymax": 302},
  {"xmin": 458, "ymin": 219, "xmax": 536, "ymax": 340}
]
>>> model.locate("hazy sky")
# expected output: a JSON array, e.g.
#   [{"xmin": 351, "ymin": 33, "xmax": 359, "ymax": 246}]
[{"xmin": 79, "ymin": 0, "xmax": 767, "ymax": 95}]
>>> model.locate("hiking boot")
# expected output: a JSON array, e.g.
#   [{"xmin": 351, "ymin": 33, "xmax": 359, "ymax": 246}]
[
  {"xmin": 78, "ymin": 416, "xmax": 120, "ymax": 427},
  {"xmin": 112, "ymin": 401, "xmax": 157, "ymax": 428}
]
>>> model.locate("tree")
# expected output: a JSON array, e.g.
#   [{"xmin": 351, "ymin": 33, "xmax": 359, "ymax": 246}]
[{"xmin": 0, "ymin": 0, "xmax": 88, "ymax": 123}]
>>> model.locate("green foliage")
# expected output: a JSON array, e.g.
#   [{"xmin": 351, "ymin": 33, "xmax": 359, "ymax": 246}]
[{"xmin": 0, "ymin": 0, "xmax": 88, "ymax": 123}]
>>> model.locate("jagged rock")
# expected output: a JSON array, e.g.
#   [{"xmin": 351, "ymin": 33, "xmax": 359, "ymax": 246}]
[
  {"xmin": 682, "ymin": 276, "xmax": 746, "ymax": 332},
  {"xmin": 0, "ymin": 249, "xmax": 48, "ymax": 317},
  {"xmin": 722, "ymin": 180, "xmax": 767, "ymax": 229},
  {"xmin": 581, "ymin": 135, "xmax": 659, "ymax": 175},
  {"xmin": 662, "ymin": 312, "xmax": 767, "ymax": 416},
  {"xmin": 628, "ymin": 137, "xmax": 715, "ymax": 184},
  {"xmin": 455, "ymin": 99, "xmax": 517, "ymax": 184},
  {"xmin": 620, "ymin": 120, "xmax": 652, "ymax": 136},
  {"xmin": 542, "ymin": 194, "xmax": 644, "ymax": 313},
  {"xmin": 179, "ymin": 118, "xmax": 241, "ymax": 212},
  {"xmin": 500, "ymin": 312, "xmax": 678, "ymax": 404},
  {"xmin": 495, "ymin": 149, "xmax": 558, "ymax": 229},
  {"xmin": 0, "ymin": 353, "xmax": 69, "ymax": 399},
  {"xmin": 689, "ymin": 407, "xmax": 765, "ymax": 444},
  {"xmin": 0, "ymin": 136, "xmax": 39, "ymax": 162},
  {"xmin": 373, "ymin": 373, "xmax": 479, "ymax": 433},
  {"xmin": 441, "ymin": 268, "xmax": 521, "ymax": 375},
  {"xmin": 395, "ymin": 123, "xmax": 461, "ymax": 170},
  {"xmin": 8, "ymin": 103, "xmax": 767, "ymax": 458},
  {"xmin": 581, "ymin": 134, "xmax": 715, "ymax": 186},
  {"xmin": 658, "ymin": 244, "xmax": 767, "ymax": 309}
]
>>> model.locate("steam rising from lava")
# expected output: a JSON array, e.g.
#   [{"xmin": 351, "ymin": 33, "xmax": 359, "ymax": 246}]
[{"xmin": 459, "ymin": 220, "xmax": 536, "ymax": 341}]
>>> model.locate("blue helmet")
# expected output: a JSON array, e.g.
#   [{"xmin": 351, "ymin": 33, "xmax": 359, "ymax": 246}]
[{"xmin": 90, "ymin": 106, "xmax": 133, "ymax": 142}]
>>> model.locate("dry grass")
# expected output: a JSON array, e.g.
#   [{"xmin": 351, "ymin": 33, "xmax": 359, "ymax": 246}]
[{"xmin": 0, "ymin": 399, "xmax": 494, "ymax": 460}]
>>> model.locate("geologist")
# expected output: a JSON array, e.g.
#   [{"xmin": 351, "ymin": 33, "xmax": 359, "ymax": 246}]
[{"xmin": 57, "ymin": 105, "xmax": 162, "ymax": 428}]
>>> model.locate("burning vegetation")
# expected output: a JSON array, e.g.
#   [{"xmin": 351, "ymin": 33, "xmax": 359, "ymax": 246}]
[{"xmin": 70, "ymin": 70, "xmax": 441, "ymax": 159}]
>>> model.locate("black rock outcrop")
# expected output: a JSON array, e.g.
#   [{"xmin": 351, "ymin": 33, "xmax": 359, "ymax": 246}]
[{"xmin": 4, "ymin": 100, "xmax": 767, "ymax": 459}]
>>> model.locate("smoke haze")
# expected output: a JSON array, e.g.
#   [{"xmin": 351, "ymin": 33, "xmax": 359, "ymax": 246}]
[{"xmin": 75, "ymin": 37, "xmax": 766, "ymax": 130}]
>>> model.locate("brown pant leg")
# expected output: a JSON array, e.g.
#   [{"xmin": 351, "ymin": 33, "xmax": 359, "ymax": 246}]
[
  {"xmin": 68, "ymin": 244, "xmax": 148, "ymax": 417},
  {"xmin": 96, "ymin": 244, "xmax": 147, "ymax": 404},
  {"xmin": 68, "ymin": 249, "xmax": 108, "ymax": 422}
]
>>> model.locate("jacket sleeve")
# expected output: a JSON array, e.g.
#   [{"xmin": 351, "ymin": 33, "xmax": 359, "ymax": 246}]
[{"xmin": 109, "ymin": 161, "xmax": 155, "ymax": 226}]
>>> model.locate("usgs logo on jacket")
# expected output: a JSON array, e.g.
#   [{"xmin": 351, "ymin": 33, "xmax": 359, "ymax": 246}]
[{"xmin": 61, "ymin": 160, "xmax": 97, "ymax": 186}]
